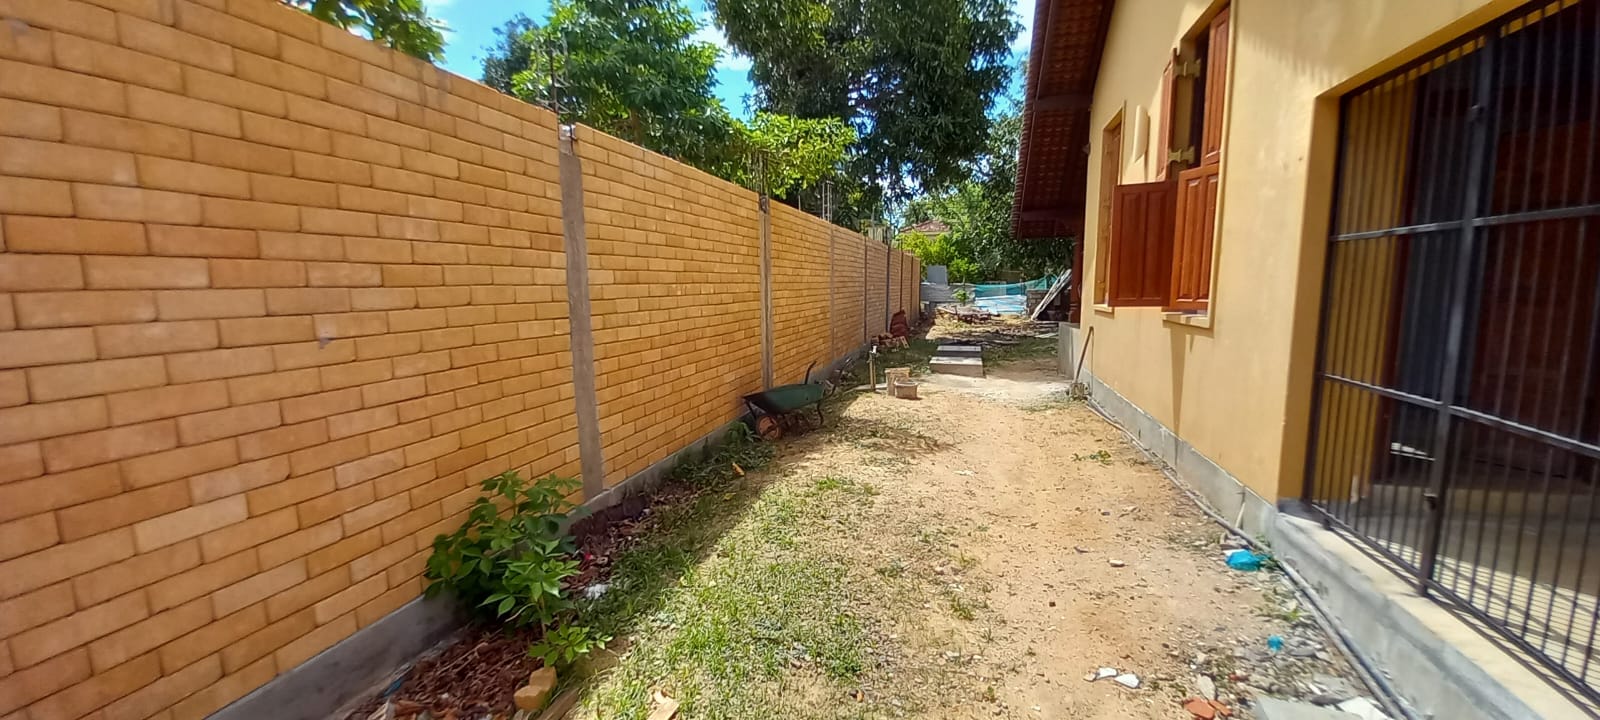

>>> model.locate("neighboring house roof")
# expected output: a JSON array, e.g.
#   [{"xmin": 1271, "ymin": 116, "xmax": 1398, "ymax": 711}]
[
  {"xmin": 902, "ymin": 219, "xmax": 950, "ymax": 236},
  {"xmin": 1011, "ymin": 0, "xmax": 1115, "ymax": 239}
]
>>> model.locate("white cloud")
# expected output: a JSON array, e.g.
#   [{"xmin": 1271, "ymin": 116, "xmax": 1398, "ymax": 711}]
[{"xmin": 691, "ymin": 13, "xmax": 754, "ymax": 72}]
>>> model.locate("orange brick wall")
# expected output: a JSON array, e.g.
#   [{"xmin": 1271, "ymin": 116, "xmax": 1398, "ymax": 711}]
[
  {"xmin": 771, "ymin": 204, "xmax": 832, "ymax": 386},
  {"xmin": 889, "ymin": 249, "xmax": 904, "ymax": 323},
  {"xmin": 865, "ymin": 243, "xmax": 888, "ymax": 337},
  {"xmin": 829, "ymin": 229, "xmax": 866, "ymax": 359},
  {"xmin": 0, "ymin": 2, "xmax": 886, "ymax": 718},
  {"xmin": 577, "ymin": 130, "xmax": 763, "ymax": 487},
  {"xmin": 0, "ymin": 2, "xmax": 587, "ymax": 718}
]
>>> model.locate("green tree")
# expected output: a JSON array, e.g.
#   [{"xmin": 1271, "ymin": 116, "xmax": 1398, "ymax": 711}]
[
  {"xmin": 508, "ymin": 0, "xmax": 740, "ymax": 175},
  {"xmin": 482, "ymin": 0, "xmax": 853, "ymax": 208},
  {"xmin": 284, "ymin": 0, "xmax": 446, "ymax": 62},
  {"xmin": 901, "ymin": 110, "xmax": 1073, "ymax": 280},
  {"xmin": 740, "ymin": 112, "xmax": 856, "ymax": 197},
  {"xmin": 900, "ymin": 231, "xmax": 980, "ymax": 283},
  {"xmin": 481, "ymin": 14, "xmax": 538, "ymax": 95},
  {"xmin": 708, "ymin": 0, "xmax": 1019, "ymax": 207}
]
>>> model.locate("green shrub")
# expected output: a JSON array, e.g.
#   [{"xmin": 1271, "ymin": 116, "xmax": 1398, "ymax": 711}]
[
  {"xmin": 424, "ymin": 471, "xmax": 585, "ymax": 628},
  {"xmin": 528, "ymin": 624, "xmax": 612, "ymax": 668}
]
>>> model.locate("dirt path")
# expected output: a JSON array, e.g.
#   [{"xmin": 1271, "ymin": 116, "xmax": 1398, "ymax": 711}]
[{"xmin": 563, "ymin": 325, "xmax": 1372, "ymax": 720}]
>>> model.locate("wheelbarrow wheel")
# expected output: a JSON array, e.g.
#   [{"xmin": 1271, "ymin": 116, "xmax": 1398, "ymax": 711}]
[{"xmin": 756, "ymin": 414, "xmax": 783, "ymax": 441}]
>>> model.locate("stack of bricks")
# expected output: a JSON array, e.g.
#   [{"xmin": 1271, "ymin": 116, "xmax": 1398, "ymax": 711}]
[
  {"xmin": 577, "ymin": 130, "xmax": 762, "ymax": 489},
  {"xmin": 770, "ymin": 204, "xmax": 833, "ymax": 386},
  {"xmin": 0, "ymin": 1, "xmax": 582, "ymax": 718},
  {"xmin": 829, "ymin": 228, "xmax": 866, "ymax": 360}
]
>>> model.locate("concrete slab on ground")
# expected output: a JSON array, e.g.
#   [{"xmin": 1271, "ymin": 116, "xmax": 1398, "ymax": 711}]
[
  {"xmin": 930, "ymin": 355, "xmax": 983, "ymax": 376},
  {"xmin": 1255, "ymin": 697, "xmax": 1361, "ymax": 720},
  {"xmin": 936, "ymin": 344, "xmax": 982, "ymax": 357}
]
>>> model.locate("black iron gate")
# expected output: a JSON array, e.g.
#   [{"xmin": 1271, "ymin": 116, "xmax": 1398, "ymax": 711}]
[{"xmin": 1305, "ymin": 0, "xmax": 1600, "ymax": 705}]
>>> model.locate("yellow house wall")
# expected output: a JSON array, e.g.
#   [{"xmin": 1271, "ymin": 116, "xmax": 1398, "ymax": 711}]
[{"xmin": 1082, "ymin": 0, "xmax": 1525, "ymax": 501}]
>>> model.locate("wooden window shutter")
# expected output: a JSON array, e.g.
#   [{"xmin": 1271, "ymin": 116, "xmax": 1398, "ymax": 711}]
[
  {"xmin": 1200, "ymin": 7, "xmax": 1231, "ymax": 166},
  {"xmin": 1107, "ymin": 180, "xmax": 1178, "ymax": 306},
  {"xmin": 1169, "ymin": 165, "xmax": 1219, "ymax": 309},
  {"xmin": 1155, "ymin": 51, "xmax": 1178, "ymax": 180}
]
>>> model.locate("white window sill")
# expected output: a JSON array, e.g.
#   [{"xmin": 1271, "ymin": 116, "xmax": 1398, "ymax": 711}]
[{"xmin": 1163, "ymin": 310, "xmax": 1211, "ymax": 329}]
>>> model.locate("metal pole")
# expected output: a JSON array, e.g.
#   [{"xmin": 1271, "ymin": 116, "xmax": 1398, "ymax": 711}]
[{"xmin": 1417, "ymin": 34, "xmax": 1497, "ymax": 594}]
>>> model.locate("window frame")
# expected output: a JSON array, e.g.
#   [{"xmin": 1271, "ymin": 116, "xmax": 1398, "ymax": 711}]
[
  {"xmin": 1157, "ymin": 2, "xmax": 1231, "ymax": 316},
  {"xmin": 1093, "ymin": 111, "xmax": 1125, "ymax": 308}
]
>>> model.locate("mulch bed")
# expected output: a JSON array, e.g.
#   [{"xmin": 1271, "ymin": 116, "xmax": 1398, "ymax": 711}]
[{"xmin": 342, "ymin": 478, "xmax": 707, "ymax": 720}]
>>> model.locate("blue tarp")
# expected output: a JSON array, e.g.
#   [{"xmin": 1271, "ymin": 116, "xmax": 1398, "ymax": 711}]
[{"xmin": 968, "ymin": 276, "xmax": 1056, "ymax": 315}]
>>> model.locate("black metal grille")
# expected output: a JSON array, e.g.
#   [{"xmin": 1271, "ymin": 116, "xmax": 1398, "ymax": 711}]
[{"xmin": 1305, "ymin": 0, "xmax": 1600, "ymax": 707}]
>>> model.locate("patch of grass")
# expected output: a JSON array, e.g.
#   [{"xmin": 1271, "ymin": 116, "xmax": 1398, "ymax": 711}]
[
  {"xmin": 981, "ymin": 335, "xmax": 1057, "ymax": 366},
  {"xmin": 574, "ymin": 467, "xmax": 881, "ymax": 719},
  {"xmin": 947, "ymin": 594, "xmax": 981, "ymax": 621},
  {"xmin": 1071, "ymin": 449, "xmax": 1113, "ymax": 465},
  {"xmin": 1022, "ymin": 391, "xmax": 1079, "ymax": 413}
]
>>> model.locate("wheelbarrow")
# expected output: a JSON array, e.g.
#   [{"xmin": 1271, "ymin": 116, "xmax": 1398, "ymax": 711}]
[{"xmin": 742, "ymin": 361, "xmax": 826, "ymax": 440}]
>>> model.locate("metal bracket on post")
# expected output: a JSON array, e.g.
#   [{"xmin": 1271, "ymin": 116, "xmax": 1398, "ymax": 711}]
[{"xmin": 557, "ymin": 124, "xmax": 606, "ymax": 501}]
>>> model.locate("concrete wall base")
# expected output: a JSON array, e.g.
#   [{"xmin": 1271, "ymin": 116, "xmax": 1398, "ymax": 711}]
[
  {"xmin": 1077, "ymin": 360, "xmax": 1581, "ymax": 720},
  {"xmin": 1083, "ymin": 372, "xmax": 1278, "ymax": 538},
  {"xmin": 218, "ymin": 343, "xmax": 872, "ymax": 720},
  {"xmin": 1271, "ymin": 509, "xmax": 1578, "ymax": 720},
  {"xmin": 213, "ymin": 593, "xmax": 462, "ymax": 720}
]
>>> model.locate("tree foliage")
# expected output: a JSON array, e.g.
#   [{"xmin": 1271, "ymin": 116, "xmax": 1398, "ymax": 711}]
[
  {"xmin": 900, "ymin": 110, "xmax": 1073, "ymax": 281},
  {"xmin": 284, "ymin": 0, "xmax": 446, "ymax": 62},
  {"xmin": 740, "ymin": 112, "xmax": 857, "ymax": 197},
  {"xmin": 709, "ymin": 0, "xmax": 1019, "ymax": 209},
  {"xmin": 900, "ymin": 231, "xmax": 981, "ymax": 283},
  {"xmin": 483, "ymin": 0, "xmax": 853, "ymax": 204},
  {"xmin": 481, "ymin": 14, "xmax": 537, "ymax": 96},
  {"xmin": 509, "ymin": 0, "xmax": 738, "ymax": 174}
]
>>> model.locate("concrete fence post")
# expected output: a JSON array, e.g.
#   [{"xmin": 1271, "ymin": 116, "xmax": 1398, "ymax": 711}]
[
  {"xmin": 557, "ymin": 126, "xmax": 606, "ymax": 501},
  {"xmin": 759, "ymin": 196, "xmax": 774, "ymax": 389}
]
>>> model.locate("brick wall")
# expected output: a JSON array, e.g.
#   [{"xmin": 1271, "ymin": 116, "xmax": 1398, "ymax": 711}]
[
  {"xmin": 889, "ymin": 249, "xmax": 904, "ymax": 326},
  {"xmin": 829, "ymin": 228, "xmax": 865, "ymax": 359},
  {"xmin": 0, "ymin": 1, "xmax": 905, "ymax": 718},
  {"xmin": 578, "ymin": 131, "xmax": 762, "ymax": 487},
  {"xmin": 865, "ymin": 244, "xmax": 888, "ymax": 337},
  {"xmin": 770, "ymin": 204, "xmax": 832, "ymax": 385},
  {"xmin": 0, "ymin": 2, "xmax": 581, "ymax": 718}
]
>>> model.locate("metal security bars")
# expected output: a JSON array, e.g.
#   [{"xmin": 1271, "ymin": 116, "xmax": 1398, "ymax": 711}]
[{"xmin": 1304, "ymin": 0, "xmax": 1600, "ymax": 705}]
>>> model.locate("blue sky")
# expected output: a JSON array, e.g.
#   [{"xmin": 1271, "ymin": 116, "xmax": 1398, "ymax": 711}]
[{"xmin": 424, "ymin": 0, "xmax": 1033, "ymax": 118}]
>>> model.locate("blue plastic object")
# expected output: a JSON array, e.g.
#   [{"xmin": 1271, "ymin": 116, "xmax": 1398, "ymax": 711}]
[
  {"xmin": 1225, "ymin": 548, "xmax": 1265, "ymax": 571},
  {"xmin": 1267, "ymin": 635, "xmax": 1284, "ymax": 653}
]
